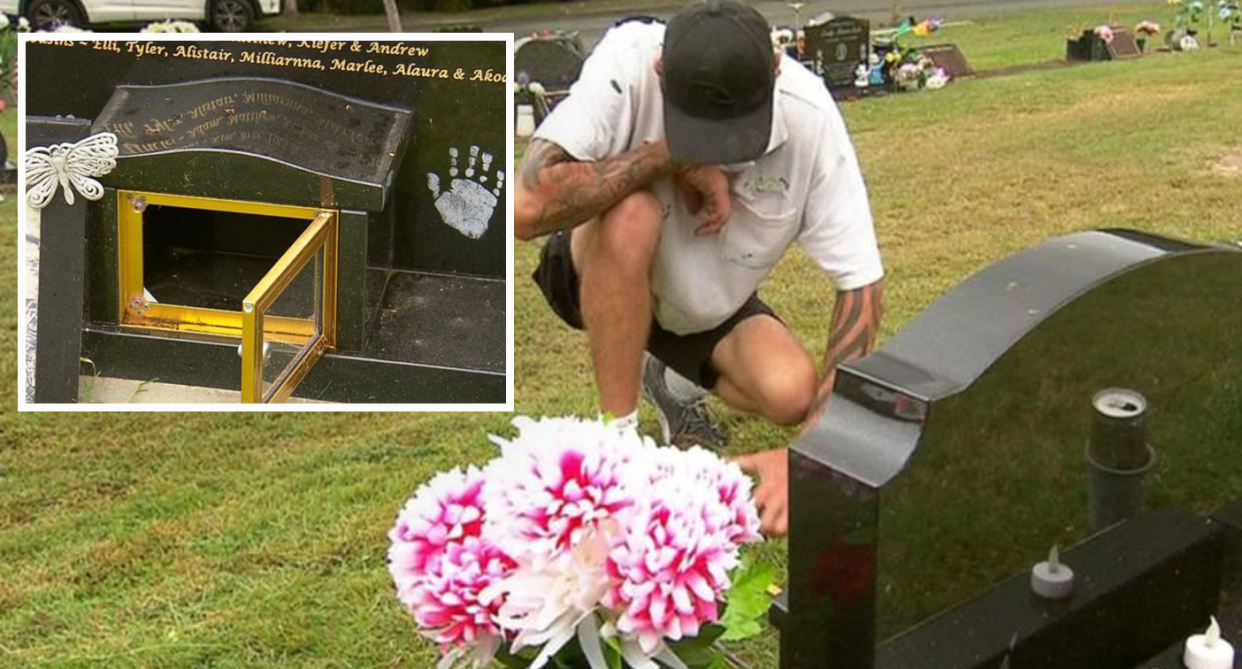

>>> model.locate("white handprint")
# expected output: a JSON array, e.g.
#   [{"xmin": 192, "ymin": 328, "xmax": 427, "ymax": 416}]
[{"xmin": 427, "ymin": 145, "xmax": 505, "ymax": 239}]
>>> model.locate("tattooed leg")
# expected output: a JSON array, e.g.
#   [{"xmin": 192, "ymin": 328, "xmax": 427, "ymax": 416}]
[{"xmin": 571, "ymin": 189, "xmax": 665, "ymax": 416}]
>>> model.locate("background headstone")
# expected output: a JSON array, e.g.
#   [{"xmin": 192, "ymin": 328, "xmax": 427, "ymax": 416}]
[
  {"xmin": 514, "ymin": 35, "xmax": 585, "ymax": 91},
  {"xmin": 1106, "ymin": 28, "xmax": 1143, "ymax": 59},
  {"xmin": 804, "ymin": 17, "xmax": 871, "ymax": 89},
  {"xmin": 920, "ymin": 43, "xmax": 974, "ymax": 78}
]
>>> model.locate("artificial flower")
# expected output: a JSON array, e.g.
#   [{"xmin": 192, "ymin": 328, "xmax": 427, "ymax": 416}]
[
  {"xmin": 406, "ymin": 536, "xmax": 516, "ymax": 668},
  {"xmin": 484, "ymin": 416, "xmax": 650, "ymax": 558},
  {"xmin": 486, "ymin": 523, "xmax": 616, "ymax": 667}
]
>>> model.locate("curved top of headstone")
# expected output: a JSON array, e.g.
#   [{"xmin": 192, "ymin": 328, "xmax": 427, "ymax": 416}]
[
  {"xmin": 91, "ymin": 77, "xmax": 412, "ymax": 211},
  {"xmin": 514, "ymin": 35, "xmax": 585, "ymax": 90},
  {"xmin": 795, "ymin": 228, "xmax": 1234, "ymax": 486}
]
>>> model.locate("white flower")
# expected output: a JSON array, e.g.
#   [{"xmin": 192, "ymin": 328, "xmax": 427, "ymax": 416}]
[{"xmin": 485, "ymin": 523, "xmax": 617, "ymax": 668}]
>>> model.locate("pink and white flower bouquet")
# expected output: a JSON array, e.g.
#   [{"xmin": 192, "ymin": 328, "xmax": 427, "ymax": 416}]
[{"xmin": 388, "ymin": 416, "xmax": 771, "ymax": 669}]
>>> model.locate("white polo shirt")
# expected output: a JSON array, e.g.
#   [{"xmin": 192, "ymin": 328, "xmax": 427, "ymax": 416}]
[{"xmin": 534, "ymin": 21, "xmax": 884, "ymax": 335}]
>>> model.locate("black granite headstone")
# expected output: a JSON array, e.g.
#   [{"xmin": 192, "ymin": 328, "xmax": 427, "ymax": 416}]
[
  {"xmin": 514, "ymin": 36, "xmax": 585, "ymax": 92},
  {"xmin": 27, "ymin": 116, "xmax": 94, "ymax": 404},
  {"xmin": 25, "ymin": 38, "xmax": 507, "ymax": 278},
  {"xmin": 804, "ymin": 17, "xmax": 871, "ymax": 89},
  {"xmin": 1067, "ymin": 28, "xmax": 1141, "ymax": 62},
  {"xmin": 24, "ymin": 39, "xmax": 508, "ymax": 403}
]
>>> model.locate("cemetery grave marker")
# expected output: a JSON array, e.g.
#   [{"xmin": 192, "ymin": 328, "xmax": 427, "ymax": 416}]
[
  {"xmin": 803, "ymin": 16, "xmax": 871, "ymax": 89},
  {"xmin": 773, "ymin": 229, "xmax": 1242, "ymax": 668},
  {"xmin": 24, "ymin": 38, "xmax": 508, "ymax": 404},
  {"xmin": 919, "ymin": 43, "xmax": 974, "ymax": 78}
]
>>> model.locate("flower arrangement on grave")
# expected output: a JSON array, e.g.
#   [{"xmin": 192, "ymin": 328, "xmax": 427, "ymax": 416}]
[
  {"xmin": 1093, "ymin": 24, "xmax": 1116, "ymax": 43},
  {"xmin": 1134, "ymin": 20, "xmax": 1162, "ymax": 51},
  {"xmin": 1168, "ymin": 0, "xmax": 1207, "ymax": 50},
  {"xmin": 873, "ymin": 16, "xmax": 946, "ymax": 93},
  {"xmin": 1219, "ymin": 0, "xmax": 1242, "ymax": 43},
  {"xmin": 387, "ymin": 416, "xmax": 772, "ymax": 669}
]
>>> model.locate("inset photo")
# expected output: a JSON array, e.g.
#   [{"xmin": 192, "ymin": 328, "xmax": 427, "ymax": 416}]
[{"xmin": 19, "ymin": 34, "xmax": 512, "ymax": 407}]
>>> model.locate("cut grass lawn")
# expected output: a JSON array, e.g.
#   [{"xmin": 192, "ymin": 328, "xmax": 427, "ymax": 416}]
[{"xmin": 4, "ymin": 9, "xmax": 1242, "ymax": 669}]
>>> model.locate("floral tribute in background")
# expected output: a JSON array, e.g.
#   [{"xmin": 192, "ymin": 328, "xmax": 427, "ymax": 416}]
[{"xmin": 388, "ymin": 417, "xmax": 773, "ymax": 669}]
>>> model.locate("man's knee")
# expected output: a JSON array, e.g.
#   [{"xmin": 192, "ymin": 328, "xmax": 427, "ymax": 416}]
[
  {"xmin": 594, "ymin": 190, "xmax": 663, "ymax": 267},
  {"xmin": 758, "ymin": 362, "xmax": 817, "ymax": 426}
]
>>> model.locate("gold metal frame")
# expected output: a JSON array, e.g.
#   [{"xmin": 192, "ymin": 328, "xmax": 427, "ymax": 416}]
[
  {"xmin": 117, "ymin": 191, "xmax": 334, "ymax": 337},
  {"xmin": 241, "ymin": 211, "xmax": 338, "ymax": 404},
  {"xmin": 116, "ymin": 191, "xmax": 338, "ymax": 403}
]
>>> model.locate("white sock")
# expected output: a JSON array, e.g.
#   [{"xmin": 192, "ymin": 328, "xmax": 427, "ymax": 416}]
[
  {"xmin": 664, "ymin": 367, "xmax": 707, "ymax": 403},
  {"xmin": 611, "ymin": 410, "xmax": 639, "ymax": 431}
]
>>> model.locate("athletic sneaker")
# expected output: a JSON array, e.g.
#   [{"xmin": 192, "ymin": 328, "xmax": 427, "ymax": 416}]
[{"xmin": 641, "ymin": 354, "xmax": 726, "ymax": 450}]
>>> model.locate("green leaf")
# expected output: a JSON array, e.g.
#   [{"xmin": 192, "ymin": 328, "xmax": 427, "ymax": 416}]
[
  {"xmin": 718, "ymin": 619, "xmax": 763, "ymax": 642},
  {"xmin": 494, "ymin": 646, "xmax": 539, "ymax": 668},
  {"xmin": 716, "ymin": 560, "xmax": 774, "ymax": 642},
  {"xmin": 666, "ymin": 624, "xmax": 731, "ymax": 667}
]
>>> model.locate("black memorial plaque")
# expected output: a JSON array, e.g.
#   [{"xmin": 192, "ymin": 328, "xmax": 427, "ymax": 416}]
[
  {"xmin": 805, "ymin": 17, "xmax": 871, "ymax": 89},
  {"xmin": 93, "ymin": 78, "xmax": 411, "ymax": 211}
]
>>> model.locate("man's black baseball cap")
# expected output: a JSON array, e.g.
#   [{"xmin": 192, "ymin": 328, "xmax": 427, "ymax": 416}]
[{"xmin": 662, "ymin": 0, "xmax": 776, "ymax": 164}]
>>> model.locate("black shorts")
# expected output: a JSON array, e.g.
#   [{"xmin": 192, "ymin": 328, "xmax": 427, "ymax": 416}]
[{"xmin": 532, "ymin": 229, "xmax": 778, "ymax": 389}]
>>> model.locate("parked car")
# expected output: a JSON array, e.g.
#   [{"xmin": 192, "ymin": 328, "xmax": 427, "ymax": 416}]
[{"xmin": 0, "ymin": 0, "xmax": 280, "ymax": 32}]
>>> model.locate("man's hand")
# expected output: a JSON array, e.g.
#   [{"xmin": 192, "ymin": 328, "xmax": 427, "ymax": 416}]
[
  {"xmin": 735, "ymin": 448, "xmax": 788, "ymax": 537},
  {"xmin": 674, "ymin": 164, "xmax": 730, "ymax": 236}
]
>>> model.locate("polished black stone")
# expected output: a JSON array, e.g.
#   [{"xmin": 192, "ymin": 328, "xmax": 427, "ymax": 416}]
[
  {"xmin": 363, "ymin": 271, "xmax": 505, "ymax": 373},
  {"xmin": 804, "ymin": 17, "xmax": 871, "ymax": 88},
  {"xmin": 98, "ymin": 78, "xmax": 406, "ymax": 187},
  {"xmin": 80, "ymin": 327, "xmax": 504, "ymax": 404},
  {"xmin": 785, "ymin": 230, "xmax": 1242, "ymax": 669},
  {"xmin": 875, "ymin": 506, "xmax": 1224, "ymax": 669},
  {"xmin": 92, "ymin": 78, "xmax": 411, "ymax": 212},
  {"xmin": 515, "ymin": 36, "xmax": 585, "ymax": 90},
  {"xmin": 28, "ymin": 116, "xmax": 94, "ymax": 403}
]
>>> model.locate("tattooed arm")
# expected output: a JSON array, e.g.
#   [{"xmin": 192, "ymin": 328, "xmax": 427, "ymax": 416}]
[
  {"xmin": 513, "ymin": 139, "xmax": 676, "ymax": 240},
  {"xmin": 806, "ymin": 279, "xmax": 885, "ymax": 427},
  {"xmin": 514, "ymin": 139, "xmax": 731, "ymax": 240}
]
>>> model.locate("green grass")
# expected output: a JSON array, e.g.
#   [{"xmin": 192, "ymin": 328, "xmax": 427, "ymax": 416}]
[
  {"xmin": 3, "ymin": 111, "xmax": 14, "ymax": 161},
  {"xmin": 5, "ymin": 8, "xmax": 1242, "ymax": 669},
  {"xmin": 903, "ymin": 3, "xmax": 1173, "ymax": 68}
]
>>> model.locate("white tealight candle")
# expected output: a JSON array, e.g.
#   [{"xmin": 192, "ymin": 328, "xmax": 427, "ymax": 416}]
[
  {"xmin": 1030, "ymin": 545, "xmax": 1074, "ymax": 600},
  {"xmin": 1184, "ymin": 617, "xmax": 1235, "ymax": 669}
]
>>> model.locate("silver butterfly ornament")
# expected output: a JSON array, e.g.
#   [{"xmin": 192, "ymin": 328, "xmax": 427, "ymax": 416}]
[{"xmin": 24, "ymin": 133, "xmax": 119, "ymax": 209}]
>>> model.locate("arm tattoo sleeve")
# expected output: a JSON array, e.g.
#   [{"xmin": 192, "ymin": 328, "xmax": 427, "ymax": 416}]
[
  {"xmin": 517, "ymin": 138, "xmax": 675, "ymax": 237},
  {"xmin": 809, "ymin": 280, "xmax": 885, "ymax": 420}
]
